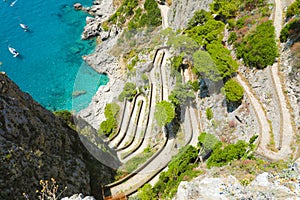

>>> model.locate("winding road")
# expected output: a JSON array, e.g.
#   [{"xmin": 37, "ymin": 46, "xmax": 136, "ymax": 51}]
[{"xmin": 236, "ymin": 0, "xmax": 295, "ymax": 160}]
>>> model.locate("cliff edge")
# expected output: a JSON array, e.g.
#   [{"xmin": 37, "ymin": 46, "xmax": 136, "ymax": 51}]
[{"xmin": 0, "ymin": 72, "xmax": 114, "ymax": 200}]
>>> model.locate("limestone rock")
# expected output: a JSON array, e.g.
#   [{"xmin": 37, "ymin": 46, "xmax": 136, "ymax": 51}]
[
  {"xmin": 61, "ymin": 193, "xmax": 96, "ymax": 200},
  {"xmin": 73, "ymin": 3, "xmax": 82, "ymax": 10}
]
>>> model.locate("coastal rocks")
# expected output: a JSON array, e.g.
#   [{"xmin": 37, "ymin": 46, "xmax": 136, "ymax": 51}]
[
  {"xmin": 79, "ymin": 35, "xmax": 125, "ymax": 129},
  {"xmin": 73, "ymin": 3, "xmax": 82, "ymax": 10},
  {"xmin": 81, "ymin": 16, "xmax": 120, "ymax": 40},
  {"xmin": 168, "ymin": 0, "xmax": 213, "ymax": 30},
  {"xmin": 82, "ymin": 17, "xmax": 101, "ymax": 40}
]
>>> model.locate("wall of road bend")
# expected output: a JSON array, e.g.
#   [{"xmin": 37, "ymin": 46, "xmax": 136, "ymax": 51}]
[
  {"xmin": 116, "ymin": 100, "xmax": 145, "ymax": 151},
  {"xmin": 113, "ymin": 93, "xmax": 143, "ymax": 149},
  {"xmin": 122, "ymin": 83, "xmax": 153, "ymax": 159}
]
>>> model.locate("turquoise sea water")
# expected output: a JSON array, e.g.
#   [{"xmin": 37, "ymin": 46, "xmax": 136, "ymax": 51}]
[{"xmin": 0, "ymin": 0, "xmax": 108, "ymax": 111}]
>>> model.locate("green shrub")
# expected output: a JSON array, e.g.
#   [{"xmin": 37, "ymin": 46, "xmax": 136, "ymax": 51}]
[
  {"xmin": 118, "ymin": 82, "xmax": 137, "ymax": 102},
  {"xmin": 207, "ymin": 42, "xmax": 238, "ymax": 78},
  {"xmin": 98, "ymin": 103, "xmax": 120, "ymax": 137},
  {"xmin": 206, "ymin": 107, "xmax": 214, "ymax": 120},
  {"xmin": 280, "ymin": 19, "xmax": 300, "ymax": 42},
  {"xmin": 210, "ymin": 0, "xmax": 239, "ymax": 20},
  {"xmin": 286, "ymin": 0, "xmax": 300, "ymax": 19},
  {"xmin": 154, "ymin": 100, "xmax": 175, "ymax": 126},
  {"xmin": 228, "ymin": 32, "xmax": 237, "ymax": 44},
  {"xmin": 236, "ymin": 20, "xmax": 278, "ymax": 69},
  {"xmin": 207, "ymin": 140, "xmax": 249, "ymax": 168},
  {"xmin": 187, "ymin": 9, "xmax": 213, "ymax": 29},
  {"xmin": 168, "ymin": 83, "xmax": 194, "ymax": 106},
  {"xmin": 224, "ymin": 79, "xmax": 244, "ymax": 102}
]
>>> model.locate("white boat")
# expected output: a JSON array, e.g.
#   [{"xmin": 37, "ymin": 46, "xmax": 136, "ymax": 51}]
[
  {"xmin": 20, "ymin": 23, "xmax": 29, "ymax": 31},
  {"xmin": 10, "ymin": 0, "xmax": 17, "ymax": 6},
  {"xmin": 8, "ymin": 46, "xmax": 19, "ymax": 57}
]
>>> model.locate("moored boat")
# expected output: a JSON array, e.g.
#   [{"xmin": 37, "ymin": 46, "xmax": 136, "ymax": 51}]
[
  {"xmin": 20, "ymin": 23, "xmax": 29, "ymax": 31},
  {"xmin": 8, "ymin": 46, "xmax": 19, "ymax": 57}
]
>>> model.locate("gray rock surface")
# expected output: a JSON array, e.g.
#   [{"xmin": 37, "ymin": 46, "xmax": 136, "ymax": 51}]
[
  {"xmin": 168, "ymin": 0, "xmax": 213, "ymax": 30},
  {"xmin": 173, "ymin": 171, "xmax": 300, "ymax": 200},
  {"xmin": 0, "ymin": 72, "xmax": 114, "ymax": 200},
  {"xmin": 62, "ymin": 193, "xmax": 96, "ymax": 200}
]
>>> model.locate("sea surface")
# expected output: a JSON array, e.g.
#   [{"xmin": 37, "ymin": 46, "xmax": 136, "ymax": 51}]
[{"xmin": 0, "ymin": 0, "xmax": 108, "ymax": 112}]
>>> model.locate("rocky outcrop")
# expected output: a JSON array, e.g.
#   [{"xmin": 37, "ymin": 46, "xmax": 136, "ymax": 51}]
[
  {"xmin": 79, "ymin": 0, "xmax": 118, "ymax": 40},
  {"xmin": 168, "ymin": 0, "xmax": 213, "ymax": 30},
  {"xmin": 79, "ymin": 35, "xmax": 125, "ymax": 129},
  {"xmin": 62, "ymin": 193, "xmax": 95, "ymax": 200},
  {"xmin": 174, "ymin": 170, "xmax": 300, "ymax": 200},
  {"xmin": 0, "ymin": 72, "xmax": 114, "ymax": 200}
]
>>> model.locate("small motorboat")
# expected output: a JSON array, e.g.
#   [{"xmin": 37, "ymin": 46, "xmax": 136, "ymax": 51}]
[
  {"xmin": 8, "ymin": 46, "xmax": 19, "ymax": 57},
  {"xmin": 10, "ymin": 0, "xmax": 17, "ymax": 6},
  {"xmin": 20, "ymin": 23, "xmax": 29, "ymax": 31}
]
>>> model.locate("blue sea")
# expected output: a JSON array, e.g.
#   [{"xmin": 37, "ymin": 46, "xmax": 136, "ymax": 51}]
[{"xmin": 0, "ymin": 0, "xmax": 108, "ymax": 112}]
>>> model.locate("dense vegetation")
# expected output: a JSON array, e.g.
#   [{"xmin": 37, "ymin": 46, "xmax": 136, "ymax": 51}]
[
  {"xmin": 280, "ymin": 19, "xmax": 300, "ymax": 42},
  {"xmin": 138, "ymin": 145, "xmax": 201, "ymax": 199},
  {"xmin": 109, "ymin": 0, "xmax": 161, "ymax": 30},
  {"xmin": 206, "ymin": 136, "xmax": 257, "ymax": 168},
  {"xmin": 168, "ymin": 83, "xmax": 195, "ymax": 106},
  {"xmin": 154, "ymin": 100, "xmax": 175, "ymax": 127},
  {"xmin": 236, "ymin": 20, "xmax": 278, "ymax": 69},
  {"xmin": 224, "ymin": 79, "xmax": 244, "ymax": 102},
  {"xmin": 286, "ymin": 0, "xmax": 300, "ymax": 19},
  {"xmin": 118, "ymin": 82, "xmax": 137, "ymax": 102},
  {"xmin": 137, "ymin": 132, "xmax": 258, "ymax": 199},
  {"xmin": 98, "ymin": 103, "xmax": 120, "ymax": 137},
  {"xmin": 206, "ymin": 41, "xmax": 238, "ymax": 79}
]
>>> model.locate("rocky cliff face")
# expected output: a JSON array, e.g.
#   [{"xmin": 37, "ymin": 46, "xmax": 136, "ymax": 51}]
[
  {"xmin": 0, "ymin": 72, "xmax": 114, "ymax": 200},
  {"xmin": 168, "ymin": 0, "xmax": 213, "ymax": 30}
]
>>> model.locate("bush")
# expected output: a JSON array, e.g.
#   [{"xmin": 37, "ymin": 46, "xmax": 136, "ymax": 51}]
[
  {"xmin": 154, "ymin": 100, "xmax": 175, "ymax": 126},
  {"xmin": 168, "ymin": 83, "xmax": 194, "ymax": 106},
  {"xmin": 118, "ymin": 82, "xmax": 137, "ymax": 102},
  {"xmin": 228, "ymin": 32, "xmax": 237, "ymax": 44},
  {"xmin": 280, "ymin": 19, "xmax": 300, "ymax": 42},
  {"xmin": 207, "ymin": 42, "xmax": 238, "ymax": 78},
  {"xmin": 236, "ymin": 20, "xmax": 278, "ymax": 69},
  {"xmin": 224, "ymin": 79, "xmax": 244, "ymax": 102},
  {"xmin": 210, "ymin": 0, "xmax": 239, "ymax": 20},
  {"xmin": 206, "ymin": 107, "xmax": 213, "ymax": 120},
  {"xmin": 98, "ymin": 103, "xmax": 120, "ymax": 137},
  {"xmin": 206, "ymin": 140, "xmax": 249, "ymax": 168},
  {"xmin": 286, "ymin": 0, "xmax": 300, "ymax": 19}
]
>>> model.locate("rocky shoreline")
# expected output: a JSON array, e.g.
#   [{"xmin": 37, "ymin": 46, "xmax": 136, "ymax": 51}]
[{"xmin": 72, "ymin": 0, "xmax": 126, "ymax": 129}]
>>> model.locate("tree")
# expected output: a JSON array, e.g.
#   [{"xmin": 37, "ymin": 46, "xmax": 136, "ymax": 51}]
[
  {"xmin": 167, "ymin": 34, "xmax": 200, "ymax": 55},
  {"xmin": 197, "ymin": 132, "xmax": 220, "ymax": 159},
  {"xmin": 192, "ymin": 50, "xmax": 222, "ymax": 81},
  {"xmin": 118, "ymin": 82, "xmax": 137, "ymax": 101},
  {"xmin": 154, "ymin": 100, "xmax": 175, "ymax": 126},
  {"xmin": 206, "ymin": 140, "xmax": 249, "ymax": 168},
  {"xmin": 207, "ymin": 42, "xmax": 238, "ymax": 78},
  {"xmin": 224, "ymin": 79, "xmax": 244, "ymax": 102},
  {"xmin": 286, "ymin": 0, "xmax": 300, "ymax": 19},
  {"xmin": 168, "ymin": 83, "xmax": 195, "ymax": 106},
  {"xmin": 236, "ymin": 20, "xmax": 278, "ymax": 69},
  {"xmin": 210, "ymin": 0, "xmax": 239, "ymax": 20},
  {"xmin": 187, "ymin": 9, "xmax": 213, "ymax": 29}
]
